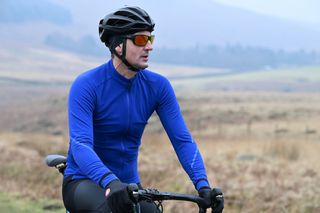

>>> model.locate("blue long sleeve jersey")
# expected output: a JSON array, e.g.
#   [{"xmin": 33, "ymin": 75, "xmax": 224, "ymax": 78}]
[{"xmin": 65, "ymin": 60, "xmax": 209, "ymax": 190}]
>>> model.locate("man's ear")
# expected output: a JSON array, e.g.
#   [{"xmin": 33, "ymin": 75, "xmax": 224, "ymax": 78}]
[{"xmin": 115, "ymin": 43, "xmax": 123, "ymax": 56}]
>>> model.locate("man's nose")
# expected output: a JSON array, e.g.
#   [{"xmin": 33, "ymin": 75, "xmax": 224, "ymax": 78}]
[{"xmin": 144, "ymin": 40, "xmax": 153, "ymax": 51}]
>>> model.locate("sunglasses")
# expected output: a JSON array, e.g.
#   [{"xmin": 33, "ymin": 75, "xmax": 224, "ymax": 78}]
[{"xmin": 125, "ymin": 35, "xmax": 155, "ymax": 46}]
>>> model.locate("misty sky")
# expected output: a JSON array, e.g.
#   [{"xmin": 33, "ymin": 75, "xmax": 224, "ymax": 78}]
[{"xmin": 212, "ymin": 0, "xmax": 320, "ymax": 23}]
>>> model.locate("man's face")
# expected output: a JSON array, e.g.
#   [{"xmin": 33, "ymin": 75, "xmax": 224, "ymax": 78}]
[{"xmin": 125, "ymin": 31, "xmax": 153, "ymax": 70}]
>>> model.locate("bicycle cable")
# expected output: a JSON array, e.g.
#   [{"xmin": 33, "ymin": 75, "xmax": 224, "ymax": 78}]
[{"xmin": 154, "ymin": 200, "xmax": 163, "ymax": 213}]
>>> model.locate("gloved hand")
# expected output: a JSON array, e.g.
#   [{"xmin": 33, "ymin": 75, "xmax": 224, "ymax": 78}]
[
  {"xmin": 105, "ymin": 180, "xmax": 134, "ymax": 213},
  {"xmin": 211, "ymin": 188, "xmax": 224, "ymax": 213},
  {"xmin": 198, "ymin": 187, "xmax": 212, "ymax": 208}
]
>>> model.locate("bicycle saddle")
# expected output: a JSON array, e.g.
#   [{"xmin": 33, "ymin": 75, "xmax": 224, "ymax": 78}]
[{"xmin": 46, "ymin": 154, "xmax": 67, "ymax": 167}]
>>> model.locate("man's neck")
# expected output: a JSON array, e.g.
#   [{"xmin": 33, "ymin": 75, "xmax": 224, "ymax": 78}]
[{"xmin": 112, "ymin": 58, "xmax": 137, "ymax": 79}]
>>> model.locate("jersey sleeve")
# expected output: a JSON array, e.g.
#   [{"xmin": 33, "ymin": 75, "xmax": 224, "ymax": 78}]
[
  {"xmin": 68, "ymin": 75, "xmax": 118, "ymax": 188},
  {"xmin": 155, "ymin": 78, "xmax": 210, "ymax": 190}
]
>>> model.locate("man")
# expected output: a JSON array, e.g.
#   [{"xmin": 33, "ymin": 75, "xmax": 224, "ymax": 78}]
[{"xmin": 62, "ymin": 6, "xmax": 224, "ymax": 213}]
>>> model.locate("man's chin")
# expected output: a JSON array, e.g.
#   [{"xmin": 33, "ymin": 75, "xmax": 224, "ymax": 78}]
[{"xmin": 136, "ymin": 63, "xmax": 148, "ymax": 70}]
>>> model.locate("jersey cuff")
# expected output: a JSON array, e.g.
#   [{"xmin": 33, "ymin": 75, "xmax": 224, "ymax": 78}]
[
  {"xmin": 99, "ymin": 173, "xmax": 119, "ymax": 189},
  {"xmin": 195, "ymin": 179, "xmax": 210, "ymax": 191}
]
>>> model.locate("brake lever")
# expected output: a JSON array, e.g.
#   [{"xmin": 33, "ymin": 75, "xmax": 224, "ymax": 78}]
[{"xmin": 127, "ymin": 183, "xmax": 139, "ymax": 203}]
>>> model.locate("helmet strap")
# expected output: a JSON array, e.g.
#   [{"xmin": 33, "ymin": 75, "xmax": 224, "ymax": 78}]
[{"xmin": 112, "ymin": 39, "xmax": 140, "ymax": 72}]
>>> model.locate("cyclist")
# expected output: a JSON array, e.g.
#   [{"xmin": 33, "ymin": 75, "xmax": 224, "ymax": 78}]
[{"xmin": 62, "ymin": 6, "xmax": 224, "ymax": 213}]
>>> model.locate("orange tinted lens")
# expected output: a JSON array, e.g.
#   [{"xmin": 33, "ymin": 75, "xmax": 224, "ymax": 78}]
[{"xmin": 134, "ymin": 35, "xmax": 148, "ymax": 46}]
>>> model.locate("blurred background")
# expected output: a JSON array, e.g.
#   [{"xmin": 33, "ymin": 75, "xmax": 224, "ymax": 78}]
[{"xmin": 0, "ymin": 0, "xmax": 319, "ymax": 212}]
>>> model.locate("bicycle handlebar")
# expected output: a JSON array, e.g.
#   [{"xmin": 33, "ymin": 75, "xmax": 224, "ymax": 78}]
[{"xmin": 128, "ymin": 184, "xmax": 213, "ymax": 213}]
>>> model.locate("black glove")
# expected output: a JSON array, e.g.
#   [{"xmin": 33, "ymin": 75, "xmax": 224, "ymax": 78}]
[
  {"xmin": 106, "ymin": 180, "xmax": 134, "ymax": 213},
  {"xmin": 198, "ymin": 187, "xmax": 212, "ymax": 209},
  {"xmin": 211, "ymin": 188, "xmax": 224, "ymax": 213}
]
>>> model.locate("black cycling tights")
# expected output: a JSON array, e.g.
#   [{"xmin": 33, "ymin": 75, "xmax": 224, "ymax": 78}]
[{"xmin": 63, "ymin": 177, "xmax": 159, "ymax": 213}]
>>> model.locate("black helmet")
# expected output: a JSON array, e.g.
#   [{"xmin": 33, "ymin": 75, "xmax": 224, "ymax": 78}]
[{"xmin": 99, "ymin": 6, "xmax": 155, "ymax": 43}]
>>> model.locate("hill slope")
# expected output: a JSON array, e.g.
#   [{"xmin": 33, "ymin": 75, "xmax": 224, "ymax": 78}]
[{"xmin": 1, "ymin": 0, "xmax": 320, "ymax": 51}]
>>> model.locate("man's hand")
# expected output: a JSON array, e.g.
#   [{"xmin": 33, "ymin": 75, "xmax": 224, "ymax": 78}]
[
  {"xmin": 211, "ymin": 188, "xmax": 224, "ymax": 213},
  {"xmin": 198, "ymin": 187, "xmax": 212, "ymax": 208},
  {"xmin": 105, "ymin": 180, "xmax": 134, "ymax": 213},
  {"xmin": 198, "ymin": 187, "xmax": 224, "ymax": 213}
]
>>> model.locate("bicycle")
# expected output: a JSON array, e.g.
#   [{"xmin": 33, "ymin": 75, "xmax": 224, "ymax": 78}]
[{"xmin": 46, "ymin": 154, "xmax": 223, "ymax": 213}]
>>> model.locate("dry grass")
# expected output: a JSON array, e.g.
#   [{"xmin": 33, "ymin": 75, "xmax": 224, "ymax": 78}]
[
  {"xmin": 0, "ymin": 83, "xmax": 319, "ymax": 212},
  {"xmin": 138, "ymin": 133, "xmax": 320, "ymax": 213},
  {"xmin": 0, "ymin": 132, "xmax": 68, "ymax": 199}
]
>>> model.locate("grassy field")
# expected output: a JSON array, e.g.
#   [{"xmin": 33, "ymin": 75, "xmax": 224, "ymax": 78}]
[
  {"xmin": 172, "ymin": 66, "xmax": 320, "ymax": 92},
  {"xmin": 0, "ymin": 47, "xmax": 320, "ymax": 212},
  {"xmin": 0, "ymin": 193, "xmax": 64, "ymax": 213},
  {"xmin": 0, "ymin": 87, "xmax": 319, "ymax": 212}
]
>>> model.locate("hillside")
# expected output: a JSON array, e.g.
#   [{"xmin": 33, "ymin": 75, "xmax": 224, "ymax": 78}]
[
  {"xmin": 1, "ymin": 2, "xmax": 320, "ymax": 208},
  {"xmin": 1, "ymin": 0, "xmax": 320, "ymax": 51},
  {"xmin": 0, "ymin": 44, "xmax": 320, "ymax": 212},
  {"xmin": 1, "ymin": 46, "xmax": 319, "ymax": 93}
]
